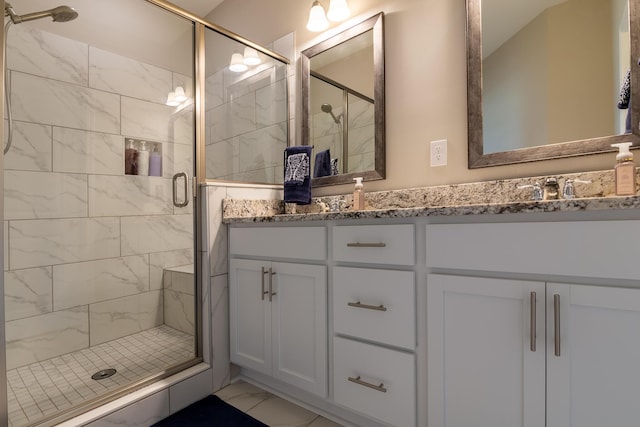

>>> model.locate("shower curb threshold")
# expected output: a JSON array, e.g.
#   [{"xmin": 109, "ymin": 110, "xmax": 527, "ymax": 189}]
[{"xmin": 55, "ymin": 363, "xmax": 210, "ymax": 427}]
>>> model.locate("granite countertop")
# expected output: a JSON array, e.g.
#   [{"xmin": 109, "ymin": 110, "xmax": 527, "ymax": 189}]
[
  {"xmin": 223, "ymin": 196, "xmax": 640, "ymax": 223},
  {"xmin": 222, "ymin": 169, "xmax": 640, "ymax": 224}
]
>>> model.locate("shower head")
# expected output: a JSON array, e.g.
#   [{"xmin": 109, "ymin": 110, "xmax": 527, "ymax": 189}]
[
  {"xmin": 321, "ymin": 103, "xmax": 341, "ymax": 124},
  {"xmin": 5, "ymin": 3, "xmax": 78, "ymax": 24}
]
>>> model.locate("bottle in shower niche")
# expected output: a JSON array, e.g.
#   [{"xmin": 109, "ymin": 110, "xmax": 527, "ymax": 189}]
[
  {"xmin": 125, "ymin": 139, "xmax": 138, "ymax": 175},
  {"xmin": 149, "ymin": 143, "xmax": 162, "ymax": 176},
  {"xmin": 137, "ymin": 141, "xmax": 150, "ymax": 176}
]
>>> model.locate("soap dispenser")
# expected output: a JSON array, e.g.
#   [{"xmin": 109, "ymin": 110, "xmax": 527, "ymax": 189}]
[
  {"xmin": 125, "ymin": 139, "xmax": 138, "ymax": 175},
  {"xmin": 137, "ymin": 141, "xmax": 149, "ymax": 176},
  {"xmin": 353, "ymin": 177, "xmax": 365, "ymax": 210},
  {"xmin": 149, "ymin": 143, "xmax": 162, "ymax": 176},
  {"xmin": 611, "ymin": 142, "xmax": 636, "ymax": 196}
]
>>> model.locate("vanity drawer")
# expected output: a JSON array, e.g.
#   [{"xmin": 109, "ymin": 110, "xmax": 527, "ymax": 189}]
[
  {"xmin": 229, "ymin": 226, "xmax": 326, "ymax": 260},
  {"xmin": 332, "ymin": 224, "xmax": 415, "ymax": 265},
  {"xmin": 333, "ymin": 267, "xmax": 415, "ymax": 349},
  {"xmin": 333, "ymin": 336, "xmax": 416, "ymax": 427}
]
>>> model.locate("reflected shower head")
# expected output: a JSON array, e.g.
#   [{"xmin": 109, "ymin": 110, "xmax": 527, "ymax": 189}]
[
  {"xmin": 5, "ymin": 3, "xmax": 78, "ymax": 24},
  {"xmin": 321, "ymin": 103, "xmax": 341, "ymax": 124}
]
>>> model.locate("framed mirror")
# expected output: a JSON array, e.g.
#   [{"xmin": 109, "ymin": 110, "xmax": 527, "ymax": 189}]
[
  {"xmin": 468, "ymin": 0, "xmax": 640, "ymax": 168},
  {"xmin": 301, "ymin": 12, "xmax": 385, "ymax": 186}
]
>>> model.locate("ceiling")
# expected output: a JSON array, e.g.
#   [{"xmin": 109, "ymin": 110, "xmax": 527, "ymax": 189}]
[{"xmin": 168, "ymin": 0, "xmax": 224, "ymax": 18}]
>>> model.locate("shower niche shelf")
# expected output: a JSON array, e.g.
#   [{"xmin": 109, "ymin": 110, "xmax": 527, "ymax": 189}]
[{"xmin": 124, "ymin": 138, "xmax": 163, "ymax": 176}]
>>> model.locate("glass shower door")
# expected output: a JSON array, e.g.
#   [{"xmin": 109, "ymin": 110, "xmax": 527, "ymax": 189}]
[{"xmin": 2, "ymin": 1, "xmax": 197, "ymax": 425}]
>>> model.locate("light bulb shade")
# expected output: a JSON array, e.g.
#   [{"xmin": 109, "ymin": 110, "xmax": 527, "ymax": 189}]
[
  {"xmin": 243, "ymin": 47, "xmax": 261, "ymax": 66},
  {"xmin": 229, "ymin": 53, "xmax": 248, "ymax": 72},
  {"xmin": 166, "ymin": 92, "xmax": 180, "ymax": 107},
  {"xmin": 306, "ymin": 1, "xmax": 329, "ymax": 32},
  {"xmin": 327, "ymin": 0, "xmax": 350, "ymax": 22},
  {"xmin": 173, "ymin": 86, "xmax": 187, "ymax": 102}
]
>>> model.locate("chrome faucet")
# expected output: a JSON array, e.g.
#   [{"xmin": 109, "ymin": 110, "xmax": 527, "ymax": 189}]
[
  {"xmin": 517, "ymin": 182, "xmax": 543, "ymax": 201},
  {"xmin": 562, "ymin": 179, "xmax": 592, "ymax": 199}
]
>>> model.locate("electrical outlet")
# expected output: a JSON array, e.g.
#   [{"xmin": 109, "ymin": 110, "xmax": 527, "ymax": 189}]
[{"xmin": 430, "ymin": 139, "xmax": 447, "ymax": 167}]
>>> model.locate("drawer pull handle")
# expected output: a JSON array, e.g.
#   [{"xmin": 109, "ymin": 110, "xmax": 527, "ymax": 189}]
[
  {"xmin": 346, "ymin": 242, "xmax": 386, "ymax": 248},
  {"xmin": 348, "ymin": 376, "xmax": 387, "ymax": 393},
  {"xmin": 348, "ymin": 301, "xmax": 387, "ymax": 312}
]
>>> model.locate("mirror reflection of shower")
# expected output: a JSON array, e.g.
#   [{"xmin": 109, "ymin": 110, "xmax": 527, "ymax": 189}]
[
  {"xmin": 314, "ymin": 102, "xmax": 348, "ymax": 178},
  {"xmin": 321, "ymin": 103, "xmax": 342, "ymax": 124},
  {"xmin": 3, "ymin": 2, "xmax": 78, "ymax": 154}
]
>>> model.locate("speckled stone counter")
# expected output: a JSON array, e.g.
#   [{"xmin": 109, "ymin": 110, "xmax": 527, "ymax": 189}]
[{"xmin": 222, "ymin": 169, "xmax": 640, "ymax": 224}]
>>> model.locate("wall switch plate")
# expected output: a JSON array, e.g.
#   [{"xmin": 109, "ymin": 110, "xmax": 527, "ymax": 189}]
[{"xmin": 430, "ymin": 139, "xmax": 447, "ymax": 167}]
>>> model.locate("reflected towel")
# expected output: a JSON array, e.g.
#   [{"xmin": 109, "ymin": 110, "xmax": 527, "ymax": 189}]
[
  {"xmin": 618, "ymin": 68, "xmax": 631, "ymax": 109},
  {"xmin": 314, "ymin": 149, "xmax": 332, "ymax": 178},
  {"xmin": 284, "ymin": 146, "xmax": 312, "ymax": 205}
]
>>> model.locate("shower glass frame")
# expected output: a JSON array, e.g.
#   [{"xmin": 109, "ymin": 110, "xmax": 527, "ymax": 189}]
[{"xmin": 0, "ymin": 0, "xmax": 290, "ymax": 426}]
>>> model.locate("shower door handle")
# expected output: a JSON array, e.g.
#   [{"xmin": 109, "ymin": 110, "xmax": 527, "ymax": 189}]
[{"xmin": 172, "ymin": 172, "xmax": 189, "ymax": 208}]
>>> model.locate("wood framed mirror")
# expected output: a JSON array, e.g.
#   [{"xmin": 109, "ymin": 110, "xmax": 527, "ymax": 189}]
[
  {"xmin": 467, "ymin": 0, "xmax": 640, "ymax": 168},
  {"xmin": 300, "ymin": 12, "xmax": 385, "ymax": 186}
]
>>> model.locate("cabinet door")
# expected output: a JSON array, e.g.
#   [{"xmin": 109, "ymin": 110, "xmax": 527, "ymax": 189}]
[
  {"xmin": 547, "ymin": 283, "xmax": 640, "ymax": 427},
  {"xmin": 229, "ymin": 259, "xmax": 272, "ymax": 375},
  {"xmin": 271, "ymin": 262, "xmax": 327, "ymax": 397},
  {"xmin": 427, "ymin": 274, "xmax": 545, "ymax": 427}
]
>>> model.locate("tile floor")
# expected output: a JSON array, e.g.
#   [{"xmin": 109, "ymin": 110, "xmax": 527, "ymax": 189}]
[
  {"xmin": 7, "ymin": 325, "xmax": 194, "ymax": 427},
  {"xmin": 215, "ymin": 380, "xmax": 344, "ymax": 427}
]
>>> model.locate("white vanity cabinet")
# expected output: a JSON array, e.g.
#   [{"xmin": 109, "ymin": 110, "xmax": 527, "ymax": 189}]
[
  {"xmin": 546, "ymin": 282, "xmax": 640, "ymax": 427},
  {"xmin": 332, "ymin": 224, "xmax": 417, "ymax": 427},
  {"xmin": 426, "ymin": 220, "xmax": 640, "ymax": 427},
  {"xmin": 229, "ymin": 227, "xmax": 327, "ymax": 397},
  {"xmin": 427, "ymin": 274, "xmax": 546, "ymax": 427}
]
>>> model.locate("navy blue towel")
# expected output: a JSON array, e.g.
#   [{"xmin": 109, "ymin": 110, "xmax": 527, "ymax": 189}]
[
  {"xmin": 314, "ymin": 149, "xmax": 332, "ymax": 178},
  {"xmin": 284, "ymin": 146, "xmax": 312, "ymax": 205}
]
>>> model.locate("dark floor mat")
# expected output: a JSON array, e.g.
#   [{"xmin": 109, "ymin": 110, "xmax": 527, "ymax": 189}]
[{"xmin": 151, "ymin": 395, "xmax": 268, "ymax": 427}]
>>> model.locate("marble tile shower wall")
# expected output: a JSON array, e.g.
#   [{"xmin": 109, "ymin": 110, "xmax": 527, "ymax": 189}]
[
  {"xmin": 3, "ymin": 25, "xmax": 194, "ymax": 370},
  {"xmin": 205, "ymin": 35, "xmax": 292, "ymax": 185}
]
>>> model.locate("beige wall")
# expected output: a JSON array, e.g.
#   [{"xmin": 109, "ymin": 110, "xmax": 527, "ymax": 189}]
[
  {"xmin": 546, "ymin": 0, "xmax": 614, "ymax": 143},
  {"xmin": 484, "ymin": 0, "xmax": 615, "ymax": 152},
  {"xmin": 207, "ymin": 0, "xmax": 620, "ymax": 196},
  {"xmin": 483, "ymin": 9, "xmax": 549, "ymax": 152}
]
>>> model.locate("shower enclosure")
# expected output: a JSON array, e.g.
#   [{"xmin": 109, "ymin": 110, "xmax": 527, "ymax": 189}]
[{"xmin": 0, "ymin": 0, "xmax": 289, "ymax": 426}]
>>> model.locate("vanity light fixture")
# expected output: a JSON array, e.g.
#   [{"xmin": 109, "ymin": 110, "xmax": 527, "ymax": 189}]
[
  {"xmin": 243, "ymin": 46, "xmax": 261, "ymax": 66},
  {"xmin": 306, "ymin": 0, "xmax": 329, "ymax": 32},
  {"xmin": 166, "ymin": 86, "xmax": 189, "ymax": 107},
  {"xmin": 327, "ymin": 0, "xmax": 350, "ymax": 22},
  {"xmin": 166, "ymin": 91, "xmax": 179, "ymax": 107},
  {"xmin": 229, "ymin": 52, "xmax": 248, "ymax": 72},
  {"xmin": 173, "ymin": 86, "xmax": 187, "ymax": 102}
]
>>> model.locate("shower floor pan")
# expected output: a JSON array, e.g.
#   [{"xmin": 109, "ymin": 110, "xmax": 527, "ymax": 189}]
[{"xmin": 7, "ymin": 325, "xmax": 194, "ymax": 427}]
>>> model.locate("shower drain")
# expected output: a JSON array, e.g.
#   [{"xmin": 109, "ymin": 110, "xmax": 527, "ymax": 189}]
[{"xmin": 91, "ymin": 368, "xmax": 117, "ymax": 380}]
